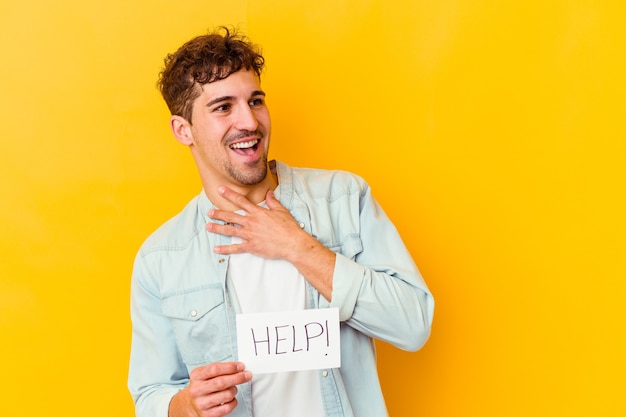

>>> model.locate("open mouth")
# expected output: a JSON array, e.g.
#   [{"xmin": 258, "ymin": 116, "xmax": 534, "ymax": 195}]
[{"xmin": 229, "ymin": 139, "xmax": 260, "ymax": 155}]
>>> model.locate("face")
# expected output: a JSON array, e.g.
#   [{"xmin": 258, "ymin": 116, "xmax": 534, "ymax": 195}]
[{"xmin": 175, "ymin": 69, "xmax": 272, "ymax": 191}]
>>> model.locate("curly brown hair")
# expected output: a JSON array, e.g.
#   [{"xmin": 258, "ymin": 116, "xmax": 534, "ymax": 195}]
[{"xmin": 157, "ymin": 26, "xmax": 265, "ymax": 122}]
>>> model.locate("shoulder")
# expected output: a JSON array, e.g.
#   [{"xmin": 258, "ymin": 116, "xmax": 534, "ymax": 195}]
[
  {"xmin": 138, "ymin": 194, "xmax": 203, "ymax": 257},
  {"xmin": 278, "ymin": 161, "xmax": 370, "ymax": 199}
]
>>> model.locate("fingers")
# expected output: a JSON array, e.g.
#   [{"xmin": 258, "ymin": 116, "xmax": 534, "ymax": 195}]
[
  {"xmin": 204, "ymin": 219, "xmax": 246, "ymax": 254},
  {"xmin": 190, "ymin": 362, "xmax": 251, "ymax": 396},
  {"xmin": 207, "ymin": 209, "xmax": 247, "ymax": 227},
  {"xmin": 191, "ymin": 361, "xmax": 247, "ymax": 380},
  {"xmin": 218, "ymin": 186, "xmax": 259, "ymax": 211},
  {"xmin": 191, "ymin": 386, "xmax": 239, "ymax": 413},
  {"xmin": 206, "ymin": 186, "xmax": 299, "ymax": 259},
  {"xmin": 265, "ymin": 189, "xmax": 284, "ymax": 210},
  {"xmin": 185, "ymin": 362, "xmax": 252, "ymax": 416},
  {"xmin": 212, "ymin": 243, "xmax": 244, "ymax": 255}
]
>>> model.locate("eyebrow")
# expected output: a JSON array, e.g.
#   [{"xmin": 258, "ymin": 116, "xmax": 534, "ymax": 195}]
[{"xmin": 205, "ymin": 90, "xmax": 266, "ymax": 108}]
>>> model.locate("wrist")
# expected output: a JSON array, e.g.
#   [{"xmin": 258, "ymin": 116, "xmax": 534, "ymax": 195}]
[
  {"xmin": 287, "ymin": 235, "xmax": 335, "ymax": 301},
  {"xmin": 168, "ymin": 388, "xmax": 197, "ymax": 417}
]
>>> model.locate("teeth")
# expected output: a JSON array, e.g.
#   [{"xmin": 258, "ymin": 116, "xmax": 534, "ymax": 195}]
[{"xmin": 230, "ymin": 139, "xmax": 259, "ymax": 149}]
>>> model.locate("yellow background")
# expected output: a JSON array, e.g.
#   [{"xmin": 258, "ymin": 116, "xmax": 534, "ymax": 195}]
[{"xmin": 1, "ymin": 0, "xmax": 624, "ymax": 416}]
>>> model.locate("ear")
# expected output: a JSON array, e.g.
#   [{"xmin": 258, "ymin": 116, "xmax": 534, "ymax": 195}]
[{"xmin": 170, "ymin": 115, "xmax": 194, "ymax": 146}]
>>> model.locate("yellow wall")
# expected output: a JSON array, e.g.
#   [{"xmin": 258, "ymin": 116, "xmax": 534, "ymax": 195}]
[{"xmin": 1, "ymin": 1, "xmax": 624, "ymax": 416}]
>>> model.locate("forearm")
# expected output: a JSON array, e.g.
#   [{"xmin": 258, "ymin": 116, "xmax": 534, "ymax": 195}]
[
  {"xmin": 285, "ymin": 232, "xmax": 336, "ymax": 301},
  {"xmin": 286, "ymin": 225, "xmax": 433, "ymax": 351}
]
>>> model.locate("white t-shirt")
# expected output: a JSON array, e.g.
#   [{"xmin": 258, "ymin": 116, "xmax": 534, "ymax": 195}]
[{"xmin": 227, "ymin": 196, "xmax": 325, "ymax": 417}]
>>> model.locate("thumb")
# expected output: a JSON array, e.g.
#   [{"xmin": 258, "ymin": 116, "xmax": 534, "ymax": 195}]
[{"xmin": 265, "ymin": 189, "xmax": 283, "ymax": 209}]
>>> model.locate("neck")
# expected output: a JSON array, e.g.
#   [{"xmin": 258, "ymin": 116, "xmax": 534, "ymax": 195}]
[{"xmin": 203, "ymin": 170, "xmax": 278, "ymax": 211}]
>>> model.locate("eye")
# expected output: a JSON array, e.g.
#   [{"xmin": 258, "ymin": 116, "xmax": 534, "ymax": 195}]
[
  {"xmin": 214, "ymin": 103, "xmax": 231, "ymax": 112},
  {"xmin": 249, "ymin": 97, "xmax": 265, "ymax": 107}
]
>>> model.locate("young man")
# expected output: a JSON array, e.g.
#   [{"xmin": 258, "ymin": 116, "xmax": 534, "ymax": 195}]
[{"xmin": 128, "ymin": 27, "xmax": 434, "ymax": 417}]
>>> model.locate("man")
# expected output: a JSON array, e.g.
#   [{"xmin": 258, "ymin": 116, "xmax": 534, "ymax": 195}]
[{"xmin": 128, "ymin": 27, "xmax": 434, "ymax": 417}]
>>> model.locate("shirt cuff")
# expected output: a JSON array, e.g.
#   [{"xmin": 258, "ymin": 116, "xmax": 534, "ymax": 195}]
[{"xmin": 327, "ymin": 253, "xmax": 365, "ymax": 321}]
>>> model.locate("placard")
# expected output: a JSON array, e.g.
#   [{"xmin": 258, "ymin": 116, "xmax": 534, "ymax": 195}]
[{"xmin": 236, "ymin": 308, "xmax": 340, "ymax": 374}]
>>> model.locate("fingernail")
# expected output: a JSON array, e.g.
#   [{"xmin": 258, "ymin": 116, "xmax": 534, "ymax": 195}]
[{"xmin": 218, "ymin": 186, "xmax": 226, "ymax": 195}]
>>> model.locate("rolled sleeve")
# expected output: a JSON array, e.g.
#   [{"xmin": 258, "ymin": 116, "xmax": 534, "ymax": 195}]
[
  {"xmin": 324, "ymin": 181, "xmax": 434, "ymax": 351},
  {"xmin": 328, "ymin": 253, "xmax": 366, "ymax": 321}
]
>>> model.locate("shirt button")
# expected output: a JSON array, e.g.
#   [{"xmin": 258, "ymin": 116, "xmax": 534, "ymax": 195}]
[
  {"xmin": 190, "ymin": 310, "xmax": 197, "ymax": 317},
  {"xmin": 218, "ymin": 258, "xmax": 225, "ymax": 263},
  {"xmin": 322, "ymin": 370, "xmax": 328, "ymax": 377},
  {"xmin": 298, "ymin": 222, "xmax": 305, "ymax": 229}
]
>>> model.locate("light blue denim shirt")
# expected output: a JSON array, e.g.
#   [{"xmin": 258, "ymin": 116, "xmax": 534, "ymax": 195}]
[{"xmin": 128, "ymin": 160, "xmax": 434, "ymax": 417}]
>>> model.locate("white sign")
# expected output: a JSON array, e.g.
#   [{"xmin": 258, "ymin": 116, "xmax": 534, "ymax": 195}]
[{"xmin": 236, "ymin": 308, "xmax": 341, "ymax": 374}]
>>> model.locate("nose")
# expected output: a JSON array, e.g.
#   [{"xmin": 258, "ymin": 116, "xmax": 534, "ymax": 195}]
[{"xmin": 234, "ymin": 102, "xmax": 259, "ymax": 132}]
